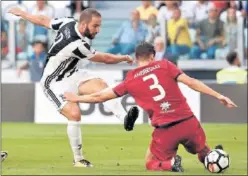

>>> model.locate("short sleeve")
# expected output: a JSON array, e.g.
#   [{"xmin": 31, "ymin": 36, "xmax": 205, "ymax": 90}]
[
  {"xmin": 167, "ymin": 61, "xmax": 183, "ymax": 80},
  {"xmin": 113, "ymin": 81, "xmax": 128, "ymax": 97},
  {"xmin": 50, "ymin": 17, "xmax": 75, "ymax": 31},
  {"xmin": 77, "ymin": 41, "xmax": 96, "ymax": 59}
]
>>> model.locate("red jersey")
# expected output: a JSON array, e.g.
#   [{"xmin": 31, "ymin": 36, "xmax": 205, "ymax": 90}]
[{"xmin": 113, "ymin": 60, "xmax": 193, "ymax": 127}]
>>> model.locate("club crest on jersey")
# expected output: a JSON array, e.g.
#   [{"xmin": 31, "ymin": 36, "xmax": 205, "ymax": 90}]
[{"xmin": 160, "ymin": 101, "xmax": 171, "ymax": 112}]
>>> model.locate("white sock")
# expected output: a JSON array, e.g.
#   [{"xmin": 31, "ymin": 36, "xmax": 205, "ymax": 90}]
[
  {"xmin": 67, "ymin": 121, "xmax": 84, "ymax": 162},
  {"xmin": 103, "ymin": 98, "xmax": 127, "ymax": 122},
  {"xmin": 99, "ymin": 86, "xmax": 127, "ymax": 122}
]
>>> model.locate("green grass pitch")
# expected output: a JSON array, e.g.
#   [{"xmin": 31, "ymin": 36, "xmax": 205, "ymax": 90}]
[{"xmin": 1, "ymin": 123, "xmax": 247, "ymax": 175}]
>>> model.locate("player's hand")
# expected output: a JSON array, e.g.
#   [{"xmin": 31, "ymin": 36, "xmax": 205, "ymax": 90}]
[
  {"xmin": 8, "ymin": 7, "xmax": 24, "ymax": 17},
  {"xmin": 217, "ymin": 95, "xmax": 237, "ymax": 108},
  {"xmin": 63, "ymin": 92, "xmax": 79, "ymax": 103},
  {"xmin": 123, "ymin": 55, "xmax": 134, "ymax": 65}
]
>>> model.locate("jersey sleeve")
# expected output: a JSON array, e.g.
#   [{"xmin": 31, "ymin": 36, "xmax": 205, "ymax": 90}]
[
  {"xmin": 77, "ymin": 41, "xmax": 97, "ymax": 59},
  {"xmin": 49, "ymin": 17, "xmax": 75, "ymax": 31},
  {"xmin": 166, "ymin": 60, "xmax": 183, "ymax": 80},
  {"xmin": 112, "ymin": 81, "xmax": 128, "ymax": 97}
]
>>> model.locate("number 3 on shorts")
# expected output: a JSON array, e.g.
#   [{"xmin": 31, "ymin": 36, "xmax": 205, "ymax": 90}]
[{"xmin": 143, "ymin": 74, "xmax": 166, "ymax": 101}]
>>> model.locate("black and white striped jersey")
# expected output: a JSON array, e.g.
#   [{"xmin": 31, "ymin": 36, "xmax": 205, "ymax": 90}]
[{"xmin": 42, "ymin": 17, "xmax": 96, "ymax": 83}]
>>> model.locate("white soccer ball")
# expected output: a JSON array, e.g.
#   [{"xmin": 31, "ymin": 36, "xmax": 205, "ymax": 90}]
[{"xmin": 204, "ymin": 149, "xmax": 230, "ymax": 173}]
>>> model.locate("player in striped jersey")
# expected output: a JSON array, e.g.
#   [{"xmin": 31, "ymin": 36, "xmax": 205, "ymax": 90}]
[{"xmin": 9, "ymin": 7, "xmax": 139, "ymax": 168}]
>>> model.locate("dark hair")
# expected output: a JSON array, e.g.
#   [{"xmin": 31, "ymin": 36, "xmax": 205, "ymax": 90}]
[
  {"xmin": 32, "ymin": 40, "xmax": 46, "ymax": 47},
  {"xmin": 226, "ymin": 51, "xmax": 237, "ymax": 64},
  {"xmin": 79, "ymin": 8, "xmax": 101, "ymax": 23},
  {"xmin": 135, "ymin": 42, "xmax": 155, "ymax": 59}
]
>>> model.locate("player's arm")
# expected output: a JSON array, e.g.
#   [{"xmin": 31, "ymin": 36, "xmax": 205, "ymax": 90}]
[
  {"xmin": 64, "ymin": 89, "xmax": 118, "ymax": 103},
  {"xmin": 177, "ymin": 74, "xmax": 221, "ymax": 98},
  {"xmin": 89, "ymin": 52, "xmax": 133, "ymax": 64},
  {"xmin": 78, "ymin": 43, "xmax": 133, "ymax": 64},
  {"xmin": 64, "ymin": 81, "xmax": 128, "ymax": 103},
  {"xmin": 8, "ymin": 7, "xmax": 51, "ymax": 29},
  {"xmin": 177, "ymin": 74, "xmax": 237, "ymax": 108},
  {"xmin": 166, "ymin": 60, "xmax": 237, "ymax": 108}
]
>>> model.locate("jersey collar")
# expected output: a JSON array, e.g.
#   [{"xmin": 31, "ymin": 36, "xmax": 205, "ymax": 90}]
[{"xmin": 75, "ymin": 23, "xmax": 85, "ymax": 40}]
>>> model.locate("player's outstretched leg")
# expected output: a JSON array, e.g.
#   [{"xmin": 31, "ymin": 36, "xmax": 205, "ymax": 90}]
[
  {"xmin": 180, "ymin": 116, "xmax": 211, "ymax": 164},
  {"xmin": 1, "ymin": 151, "xmax": 8, "ymax": 162},
  {"xmin": 197, "ymin": 145, "xmax": 211, "ymax": 163},
  {"xmin": 197, "ymin": 144, "xmax": 223, "ymax": 164},
  {"xmin": 182, "ymin": 129, "xmax": 211, "ymax": 164},
  {"xmin": 146, "ymin": 155, "xmax": 184, "ymax": 172},
  {"xmin": 145, "ymin": 148, "xmax": 184, "ymax": 172},
  {"xmin": 61, "ymin": 102, "xmax": 93, "ymax": 167},
  {"xmin": 78, "ymin": 78, "xmax": 138, "ymax": 123}
]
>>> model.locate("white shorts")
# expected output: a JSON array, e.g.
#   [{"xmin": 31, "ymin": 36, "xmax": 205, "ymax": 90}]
[{"xmin": 40, "ymin": 69, "xmax": 99, "ymax": 112}]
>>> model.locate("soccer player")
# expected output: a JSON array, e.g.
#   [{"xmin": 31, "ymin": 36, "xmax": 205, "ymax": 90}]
[
  {"xmin": 8, "ymin": 8, "xmax": 139, "ymax": 167},
  {"xmin": 1, "ymin": 151, "xmax": 8, "ymax": 162},
  {"xmin": 63, "ymin": 42, "xmax": 237, "ymax": 172}
]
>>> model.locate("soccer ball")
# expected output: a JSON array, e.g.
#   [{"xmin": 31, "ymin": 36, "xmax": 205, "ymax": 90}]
[{"xmin": 204, "ymin": 149, "xmax": 230, "ymax": 173}]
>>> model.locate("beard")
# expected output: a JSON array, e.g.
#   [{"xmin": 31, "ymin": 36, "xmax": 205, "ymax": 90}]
[{"xmin": 83, "ymin": 27, "xmax": 96, "ymax": 39}]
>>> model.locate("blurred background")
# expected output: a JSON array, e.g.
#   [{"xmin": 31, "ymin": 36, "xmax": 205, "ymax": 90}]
[
  {"xmin": 1, "ymin": 0, "xmax": 247, "ymax": 124},
  {"xmin": 1, "ymin": 0, "xmax": 247, "ymax": 82}
]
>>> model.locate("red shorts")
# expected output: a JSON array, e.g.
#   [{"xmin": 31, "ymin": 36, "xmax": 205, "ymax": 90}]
[{"xmin": 150, "ymin": 116, "xmax": 207, "ymax": 161}]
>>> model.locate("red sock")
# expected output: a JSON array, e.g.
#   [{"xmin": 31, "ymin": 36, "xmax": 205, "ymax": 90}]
[
  {"xmin": 198, "ymin": 145, "xmax": 210, "ymax": 163},
  {"xmin": 146, "ymin": 159, "xmax": 172, "ymax": 171}
]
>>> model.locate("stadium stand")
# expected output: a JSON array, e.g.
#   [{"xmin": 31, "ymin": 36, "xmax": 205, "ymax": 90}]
[{"xmin": 1, "ymin": 0, "xmax": 247, "ymax": 81}]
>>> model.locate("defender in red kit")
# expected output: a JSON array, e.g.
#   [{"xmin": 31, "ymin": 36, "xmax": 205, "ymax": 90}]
[{"xmin": 63, "ymin": 42, "xmax": 237, "ymax": 172}]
